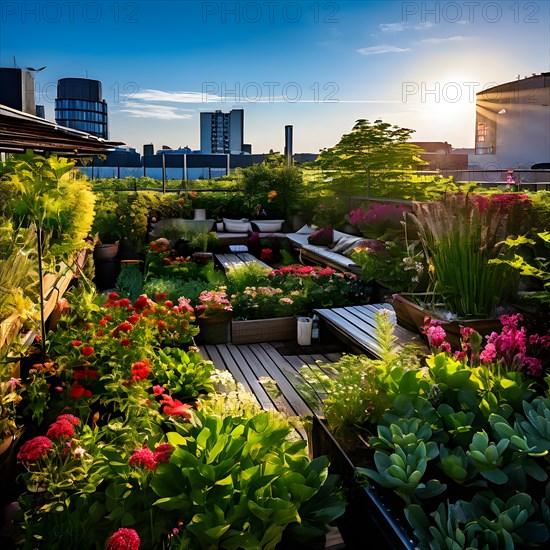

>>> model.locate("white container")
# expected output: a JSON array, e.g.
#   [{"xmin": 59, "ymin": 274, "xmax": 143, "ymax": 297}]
[
  {"xmin": 297, "ymin": 317, "xmax": 312, "ymax": 346},
  {"xmin": 194, "ymin": 208, "xmax": 206, "ymax": 221}
]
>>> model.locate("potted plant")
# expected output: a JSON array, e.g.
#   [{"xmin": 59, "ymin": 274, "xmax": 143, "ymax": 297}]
[
  {"xmin": 194, "ymin": 288, "xmax": 233, "ymax": 344},
  {"xmin": 91, "ymin": 196, "xmax": 122, "ymax": 260}
]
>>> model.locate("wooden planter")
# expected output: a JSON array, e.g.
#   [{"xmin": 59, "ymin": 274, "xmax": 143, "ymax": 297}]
[
  {"xmin": 391, "ymin": 293, "xmax": 502, "ymax": 349},
  {"xmin": 310, "ymin": 416, "xmax": 416, "ymax": 549},
  {"xmin": 231, "ymin": 316, "xmax": 297, "ymax": 344}
]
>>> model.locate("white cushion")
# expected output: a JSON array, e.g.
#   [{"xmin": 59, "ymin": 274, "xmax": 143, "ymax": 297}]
[
  {"xmin": 223, "ymin": 218, "xmax": 252, "ymax": 233},
  {"xmin": 286, "ymin": 233, "xmax": 311, "ymax": 247},
  {"xmin": 251, "ymin": 220, "xmax": 285, "ymax": 232},
  {"xmin": 295, "ymin": 224, "xmax": 314, "ymax": 235}
]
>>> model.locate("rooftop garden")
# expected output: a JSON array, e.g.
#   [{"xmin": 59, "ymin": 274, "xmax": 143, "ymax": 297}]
[{"xmin": 1, "ymin": 118, "xmax": 549, "ymax": 548}]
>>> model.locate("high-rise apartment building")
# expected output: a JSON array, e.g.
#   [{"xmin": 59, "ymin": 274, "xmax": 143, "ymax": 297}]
[
  {"xmin": 55, "ymin": 78, "xmax": 108, "ymax": 138},
  {"xmin": 0, "ymin": 68, "xmax": 36, "ymax": 114},
  {"xmin": 200, "ymin": 109, "xmax": 244, "ymax": 154}
]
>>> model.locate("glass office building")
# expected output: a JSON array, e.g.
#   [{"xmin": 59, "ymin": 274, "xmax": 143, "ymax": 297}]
[{"xmin": 55, "ymin": 78, "xmax": 108, "ymax": 139}]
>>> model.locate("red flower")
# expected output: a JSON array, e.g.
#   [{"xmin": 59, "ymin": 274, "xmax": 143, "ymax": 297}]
[
  {"xmin": 17, "ymin": 436, "xmax": 53, "ymax": 462},
  {"xmin": 46, "ymin": 419, "xmax": 75, "ymax": 440},
  {"xmin": 133, "ymin": 295, "xmax": 150, "ymax": 311},
  {"xmin": 105, "ymin": 314, "xmax": 112, "ymax": 321},
  {"xmin": 157, "ymin": 320, "xmax": 166, "ymax": 329},
  {"xmin": 128, "ymin": 447, "xmax": 157, "ymax": 470},
  {"xmin": 120, "ymin": 338, "xmax": 131, "ymax": 348},
  {"xmin": 106, "ymin": 528, "xmax": 141, "ymax": 550},
  {"xmin": 72, "ymin": 340, "xmax": 82, "ymax": 347},
  {"xmin": 131, "ymin": 360, "xmax": 151, "ymax": 382},
  {"xmin": 152, "ymin": 385, "xmax": 165, "ymax": 396},
  {"xmin": 96, "ymin": 330, "xmax": 105, "ymax": 337},
  {"xmin": 99, "ymin": 319, "xmax": 107, "ymax": 326},
  {"xmin": 82, "ymin": 346, "xmax": 94, "ymax": 357},
  {"xmin": 128, "ymin": 313, "xmax": 140, "ymax": 324},
  {"xmin": 69, "ymin": 384, "xmax": 86, "ymax": 398},
  {"xmin": 155, "ymin": 293, "xmax": 167, "ymax": 301},
  {"xmin": 108, "ymin": 292, "xmax": 119, "ymax": 300},
  {"xmin": 56, "ymin": 298, "xmax": 70, "ymax": 314},
  {"xmin": 162, "ymin": 396, "xmax": 193, "ymax": 419},
  {"xmin": 164, "ymin": 300, "xmax": 173, "ymax": 308}
]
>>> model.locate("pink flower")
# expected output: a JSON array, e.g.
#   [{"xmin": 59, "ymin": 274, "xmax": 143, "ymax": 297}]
[
  {"xmin": 129, "ymin": 447, "xmax": 157, "ymax": 470},
  {"xmin": 17, "ymin": 436, "xmax": 53, "ymax": 462},
  {"xmin": 56, "ymin": 298, "xmax": 70, "ymax": 314},
  {"xmin": 480, "ymin": 343, "xmax": 497, "ymax": 363},
  {"xmin": 57, "ymin": 414, "xmax": 80, "ymax": 426},
  {"xmin": 153, "ymin": 443, "xmax": 173, "ymax": 464},
  {"xmin": 426, "ymin": 325, "xmax": 447, "ymax": 348},
  {"xmin": 454, "ymin": 351, "xmax": 467, "ymax": 362},
  {"xmin": 460, "ymin": 327, "xmax": 475, "ymax": 340},
  {"xmin": 152, "ymin": 385, "xmax": 165, "ymax": 396},
  {"xmin": 106, "ymin": 528, "xmax": 141, "ymax": 550},
  {"xmin": 524, "ymin": 357, "xmax": 543, "ymax": 377}
]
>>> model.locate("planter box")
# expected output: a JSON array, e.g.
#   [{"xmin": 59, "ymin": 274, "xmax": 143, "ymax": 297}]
[
  {"xmin": 231, "ymin": 316, "xmax": 297, "ymax": 344},
  {"xmin": 391, "ymin": 293, "xmax": 502, "ymax": 349},
  {"xmin": 310, "ymin": 416, "xmax": 416, "ymax": 549}
]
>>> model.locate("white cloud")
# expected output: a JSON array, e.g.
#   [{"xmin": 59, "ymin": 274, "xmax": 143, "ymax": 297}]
[
  {"xmin": 118, "ymin": 102, "xmax": 193, "ymax": 120},
  {"xmin": 357, "ymin": 45, "xmax": 411, "ymax": 55},
  {"xmin": 422, "ymin": 35, "xmax": 468, "ymax": 44},
  {"xmin": 131, "ymin": 89, "xmax": 222, "ymax": 103},
  {"xmin": 414, "ymin": 22, "xmax": 435, "ymax": 30},
  {"xmin": 379, "ymin": 22, "xmax": 407, "ymax": 32}
]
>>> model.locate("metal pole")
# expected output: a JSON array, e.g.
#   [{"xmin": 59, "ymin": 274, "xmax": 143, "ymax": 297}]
[
  {"xmin": 36, "ymin": 226, "xmax": 46, "ymax": 362},
  {"xmin": 162, "ymin": 153, "xmax": 166, "ymax": 193}
]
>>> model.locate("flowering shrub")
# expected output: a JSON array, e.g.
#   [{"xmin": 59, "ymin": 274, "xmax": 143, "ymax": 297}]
[
  {"xmin": 230, "ymin": 286, "xmax": 297, "ymax": 320},
  {"xmin": 195, "ymin": 288, "xmax": 232, "ymax": 318},
  {"xmin": 351, "ymin": 242, "xmax": 425, "ymax": 292},
  {"xmin": 422, "ymin": 313, "xmax": 550, "ymax": 377},
  {"xmin": 349, "ymin": 202, "xmax": 411, "ymax": 240}
]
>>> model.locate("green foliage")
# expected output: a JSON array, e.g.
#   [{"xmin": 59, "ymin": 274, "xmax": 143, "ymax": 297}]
[
  {"xmin": 238, "ymin": 157, "xmax": 304, "ymax": 220},
  {"xmin": 154, "ymin": 347, "xmax": 215, "ymax": 400},
  {"xmin": 491, "ymin": 232, "xmax": 550, "ymax": 303},
  {"xmin": 143, "ymin": 277, "xmax": 213, "ymax": 305},
  {"xmin": 151, "ymin": 411, "xmax": 346, "ymax": 548},
  {"xmin": 2, "ymin": 152, "xmax": 95, "ymax": 262},
  {"xmin": 412, "ymin": 193, "xmax": 520, "ymax": 317},
  {"xmin": 530, "ymin": 191, "xmax": 550, "ymax": 233},
  {"xmin": 360, "ymin": 417, "xmax": 445, "ymax": 504},
  {"xmin": 115, "ymin": 264, "xmax": 144, "ymax": 301},
  {"xmin": 310, "ymin": 119, "xmax": 455, "ymax": 201},
  {"xmin": 407, "ymin": 492, "xmax": 550, "ymax": 549},
  {"xmin": 0, "ymin": 224, "xmax": 38, "ymax": 322}
]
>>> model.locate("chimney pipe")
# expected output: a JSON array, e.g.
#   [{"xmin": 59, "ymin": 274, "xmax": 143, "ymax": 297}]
[{"xmin": 284, "ymin": 125, "xmax": 293, "ymax": 166}]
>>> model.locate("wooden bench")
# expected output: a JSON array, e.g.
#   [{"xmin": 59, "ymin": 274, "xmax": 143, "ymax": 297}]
[
  {"xmin": 215, "ymin": 252, "xmax": 271, "ymax": 272},
  {"xmin": 314, "ymin": 304, "xmax": 427, "ymax": 359}
]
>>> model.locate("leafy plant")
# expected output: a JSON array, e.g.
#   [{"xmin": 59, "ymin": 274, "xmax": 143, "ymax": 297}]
[
  {"xmin": 154, "ymin": 347, "xmax": 215, "ymax": 400},
  {"xmin": 115, "ymin": 264, "xmax": 144, "ymax": 301},
  {"xmin": 151, "ymin": 411, "xmax": 346, "ymax": 549}
]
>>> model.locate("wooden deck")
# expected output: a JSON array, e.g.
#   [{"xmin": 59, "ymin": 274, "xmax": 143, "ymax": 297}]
[
  {"xmin": 215, "ymin": 252, "xmax": 271, "ymax": 271},
  {"xmin": 315, "ymin": 304, "xmax": 427, "ymax": 359},
  {"xmin": 199, "ymin": 341, "xmax": 342, "ymax": 439}
]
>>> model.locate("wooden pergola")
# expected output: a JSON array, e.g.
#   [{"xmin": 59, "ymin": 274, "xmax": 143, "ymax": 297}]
[{"xmin": 0, "ymin": 104, "xmax": 123, "ymax": 155}]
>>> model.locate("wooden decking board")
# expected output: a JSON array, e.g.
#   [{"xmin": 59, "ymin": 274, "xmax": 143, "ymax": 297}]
[
  {"xmin": 201, "ymin": 345, "xmax": 227, "ymax": 371},
  {"xmin": 254, "ymin": 343, "xmax": 316, "ymax": 417},
  {"xmin": 236, "ymin": 344, "xmax": 298, "ymax": 418},
  {"xmin": 222, "ymin": 344, "xmax": 276, "ymax": 412},
  {"xmin": 215, "ymin": 252, "xmax": 270, "ymax": 272}
]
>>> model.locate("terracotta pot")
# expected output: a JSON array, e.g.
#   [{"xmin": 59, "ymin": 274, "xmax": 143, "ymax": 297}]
[
  {"xmin": 391, "ymin": 293, "xmax": 502, "ymax": 349},
  {"xmin": 93, "ymin": 242, "xmax": 119, "ymax": 261},
  {"xmin": 0, "ymin": 434, "xmax": 14, "ymax": 456}
]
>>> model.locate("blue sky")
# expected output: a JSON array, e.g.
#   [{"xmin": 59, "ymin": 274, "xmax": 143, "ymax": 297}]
[{"xmin": 2, "ymin": 0, "xmax": 549, "ymax": 153}]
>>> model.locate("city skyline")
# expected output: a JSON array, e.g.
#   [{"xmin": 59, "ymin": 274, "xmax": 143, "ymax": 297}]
[{"xmin": 1, "ymin": 0, "xmax": 549, "ymax": 154}]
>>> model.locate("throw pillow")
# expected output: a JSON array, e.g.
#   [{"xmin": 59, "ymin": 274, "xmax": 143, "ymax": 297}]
[
  {"xmin": 331, "ymin": 235, "xmax": 362, "ymax": 254},
  {"xmin": 308, "ymin": 225, "xmax": 334, "ymax": 246}
]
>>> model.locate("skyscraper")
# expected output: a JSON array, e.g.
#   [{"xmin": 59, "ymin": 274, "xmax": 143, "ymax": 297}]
[
  {"xmin": 55, "ymin": 78, "xmax": 108, "ymax": 139},
  {"xmin": 0, "ymin": 68, "xmax": 36, "ymax": 114},
  {"xmin": 200, "ymin": 109, "xmax": 244, "ymax": 154}
]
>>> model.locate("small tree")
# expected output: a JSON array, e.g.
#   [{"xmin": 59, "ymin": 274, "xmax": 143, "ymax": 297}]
[{"xmin": 311, "ymin": 119, "xmax": 454, "ymax": 200}]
